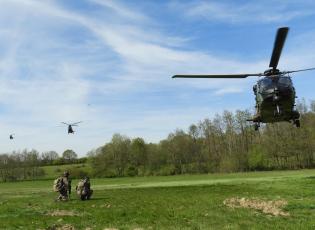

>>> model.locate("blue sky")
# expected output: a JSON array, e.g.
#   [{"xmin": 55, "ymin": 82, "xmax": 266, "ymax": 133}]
[{"xmin": 0, "ymin": 0, "xmax": 315, "ymax": 156}]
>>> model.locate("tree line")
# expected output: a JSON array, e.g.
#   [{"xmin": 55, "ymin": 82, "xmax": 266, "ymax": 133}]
[
  {"xmin": 0, "ymin": 149, "xmax": 85, "ymax": 181},
  {"xmin": 88, "ymin": 100, "xmax": 315, "ymax": 177},
  {"xmin": 1, "ymin": 100, "xmax": 315, "ymax": 181}
]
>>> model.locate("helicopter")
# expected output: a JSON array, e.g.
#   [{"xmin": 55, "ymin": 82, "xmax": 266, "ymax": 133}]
[
  {"xmin": 9, "ymin": 134, "xmax": 14, "ymax": 140},
  {"xmin": 61, "ymin": 121, "xmax": 82, "ymax": 134},
  {"xmin": 172, "ymin": 27, "xmax": 315, "ymax": 131}
]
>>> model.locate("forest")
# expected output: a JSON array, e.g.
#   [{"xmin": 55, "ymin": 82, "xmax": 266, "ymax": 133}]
[
  {"xmin": 1, "ymin": 100, "xmax": 315, "ymax": 181},
  {"xmin": 89, "ymin": 100, "xmax": 315, "ymax": 177}
]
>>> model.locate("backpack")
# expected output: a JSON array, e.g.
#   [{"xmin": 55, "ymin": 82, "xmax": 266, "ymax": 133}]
[
  {"xmin": 53, "ymin": 177, "xmax": 63, "ymax": 192},
  {"xmin": 76, "ymin": 180, "xmax": 86, "ymax": 196}
]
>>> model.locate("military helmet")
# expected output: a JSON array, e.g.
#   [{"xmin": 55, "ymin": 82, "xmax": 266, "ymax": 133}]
[{"xmin": 63, "ymin": 170, "xmax": 70, "ymax": 177}]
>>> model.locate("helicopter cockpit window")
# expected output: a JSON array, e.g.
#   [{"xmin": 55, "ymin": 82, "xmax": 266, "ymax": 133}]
[
  {"xmin": 259, "ymin": 78, "xmax": 273, "ymax": 89},
  {"xmin": 278, "ymin": 77, "xmax": 291, "ymax": 86}
]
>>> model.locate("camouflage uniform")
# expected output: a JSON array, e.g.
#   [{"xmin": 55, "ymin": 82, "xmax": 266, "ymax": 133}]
[
  {"xmin": 76, "ymin": 177, "xmax": 93, "ymax": 201},
  {"xmin": 57, "ymin": 171, "xmax": 72, "ymax": 201}
]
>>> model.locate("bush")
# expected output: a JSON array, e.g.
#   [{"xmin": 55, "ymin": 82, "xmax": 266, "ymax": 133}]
[
  {"xmin": 155, "ymin": 165, "xmax": 176, "ymax": 176},
  {"xmin": 126, "ymin": 166, "xmax": 138, "ymax": 177},
  {"xmin": 67, "ymin": 167, "xmax": 90, "ymax": 179}
]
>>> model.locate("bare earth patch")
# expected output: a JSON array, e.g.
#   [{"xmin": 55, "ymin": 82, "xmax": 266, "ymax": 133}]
[
  {"xmin": 223, "ymin": 197, "xmax": 289, "ymax": 216},
  {"xmin": 57, "ymin": 224, "xmax": 75, "ymax": 230},
  {"xmin": 45, "ymin": 224, "xmax": 75, "ymax": 230},
  {"xmin": 48, "ymin": 210, "xmax": 80, "ymax": 217}
]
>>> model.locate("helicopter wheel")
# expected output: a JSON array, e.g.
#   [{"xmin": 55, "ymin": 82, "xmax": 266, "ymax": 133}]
[{"xmin": 294, "ymin": 119, "xmax": 300, "ymax": 128}]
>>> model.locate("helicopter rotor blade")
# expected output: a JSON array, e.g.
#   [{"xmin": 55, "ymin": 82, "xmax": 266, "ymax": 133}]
[
  {"xmin": 61, "ymin": 122, "xmax": 69, "ymax": 125},
  {"xmin": 282, "ymin": 67, "xmax": 315, "ymax": 75},
  {"xmin": 172, "ymin": 73, "xmax": 263, "ymax": 79},
  {"xmin": 71, "ymin": 121, "xmax": 83, "ymax": 126},
  {"xmin": 269, "ymin": 27, "xmax": 289, "ymax": 70}
]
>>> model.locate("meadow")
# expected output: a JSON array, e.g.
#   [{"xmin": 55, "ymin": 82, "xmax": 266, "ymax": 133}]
[{"xmin": 1, "ymin": 170, "xmax": 315, "ymax": 229}]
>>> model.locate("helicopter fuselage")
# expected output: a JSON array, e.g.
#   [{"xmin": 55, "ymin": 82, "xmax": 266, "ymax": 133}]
[
  {"xmin": 253, "ymin": 76, "xmax": 299, "ymax": 123},
  {"xmin": 68, "ymin": 125, "xmax": 74, "ymax": 134}
]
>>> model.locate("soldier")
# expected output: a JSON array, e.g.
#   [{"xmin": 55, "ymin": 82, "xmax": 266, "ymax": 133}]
[
  {"xmin": 76, "ymin": 176, "xmax": 93, "ymax": 201},
  {"xmin": 54, "ymin": 171, "xmax": 72, "ymax": 201}
]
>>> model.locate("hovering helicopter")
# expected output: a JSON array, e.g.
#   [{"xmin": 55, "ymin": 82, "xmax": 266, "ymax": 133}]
[
  {"xmin": 61, "ymin": 122, "xmax": 82, "ymax": 134},
  {"xmin": 9, "ymin": 134, "xmax": 14, "ymax": 140},
  {"xmin": 172, "ymin": 27, "xmax": 315, "ymax": 130}
]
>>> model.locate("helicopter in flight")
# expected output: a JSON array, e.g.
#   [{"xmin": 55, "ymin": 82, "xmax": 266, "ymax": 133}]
[
  {"xmin": 61, "ymin": 121, "xmax": 82, "ymax": 134},
  {"xmin": 172, "ymin": 27, "xmax": 315, "ymax": 130},
  {"xmin": 9, "ymin": 134, "xmax": 14, "ymax": 140}
]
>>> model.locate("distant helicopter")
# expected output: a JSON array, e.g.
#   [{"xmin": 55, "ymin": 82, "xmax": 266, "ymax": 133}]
[
  {"xmin": 172, "ymin": 27, "xmax": 315, "ymax": 130},
  {"xmin": 61, "ymin": 122, "xmax": 82, "ymax": 134},
  {"xmin": 9, "ymin": 134, "xmax": 14, "ymax": 140}
]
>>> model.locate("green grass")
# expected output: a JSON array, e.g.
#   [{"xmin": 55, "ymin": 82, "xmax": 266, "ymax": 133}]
[{"xmin": 1, "ymin": 169, "xmax": 315, "ymax": 229}]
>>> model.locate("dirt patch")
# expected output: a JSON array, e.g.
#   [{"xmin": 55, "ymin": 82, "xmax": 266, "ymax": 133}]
[
  {"xmin": 223, "ymin": 197, "xmax": 289, "ymax": 216},
  {"xmin": 46, "ymin": 224, "xmax": 75, "ymax": 230},
  {"xmin": 48, "ymin": 210, "xmax": 80, "ymax": 217},
  {"xmin": 100, "ymin": 203, "xmax": 111, "ymax": 208}
]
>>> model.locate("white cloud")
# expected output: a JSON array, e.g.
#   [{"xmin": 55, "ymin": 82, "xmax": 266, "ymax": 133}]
[
  {"xmin": 170, "ymin": 0, "xmax": 315, "ymax": 24},
  {"xmin": 0, "ymin": 0, "xmax": 314, "ymax": 155},
  {"xmin": 89, "ymin": 0, "xmax": 149, "ymax": 22},
  {"xmin": 214, "ymin": 86, "xmax": 244, "ymax": 96}
]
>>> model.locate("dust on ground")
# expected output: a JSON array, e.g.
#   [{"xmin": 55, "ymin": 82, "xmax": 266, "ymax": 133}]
[
  {"xmin": 47, "ymin": 210, "xmax": 80, "ymax": 217},
  {"xmin": 223, "ymin": 197, "xmax": 289, "ymax": 216}
]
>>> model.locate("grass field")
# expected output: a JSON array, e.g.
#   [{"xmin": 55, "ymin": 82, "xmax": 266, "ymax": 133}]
[{"xmin": 1, "ymin": 170, "xmax": 315, "ymax": 229}]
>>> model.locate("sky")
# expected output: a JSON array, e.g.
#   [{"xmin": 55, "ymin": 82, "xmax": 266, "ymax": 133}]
[{"xmin": 0, "ymin": 0, "xmax": 315, "ymax": 156}]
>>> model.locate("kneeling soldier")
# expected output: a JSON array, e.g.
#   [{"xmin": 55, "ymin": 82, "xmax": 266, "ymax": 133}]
[
  {"xmin": 76, "ymin": 176, "xmax": 93, "ymax": 200},
  {"xmin": 53, "ymin": 171, "xmax": 71, "ymax": 201}
]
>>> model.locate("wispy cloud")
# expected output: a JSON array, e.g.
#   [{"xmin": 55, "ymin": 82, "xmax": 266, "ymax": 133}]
[
  {"xmin": 0, "ymin": 0, "xmax": 314, "ymax": 155},
  {"xmin": 89, "ymin": 0, "xmax": 149, "ymax": 22},
  {"xmin": 170, "ymin": 0, "xmax": 315, "ymax": 24},
  {"xmin": 214, "ymin": 86, "xmax": 244, "ymax": 96}
]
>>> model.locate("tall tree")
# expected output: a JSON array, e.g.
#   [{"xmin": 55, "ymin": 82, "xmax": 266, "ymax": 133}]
[{"xmin": 62, "ymin": 149, "xmax": 78, "ymax": 163}]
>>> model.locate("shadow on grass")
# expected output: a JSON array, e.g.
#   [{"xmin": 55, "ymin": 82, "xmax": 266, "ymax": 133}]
[
  {"xmin": 305, "ymin": 176, "xmax": 315, "ymax": 180},
  {"xmin": 77, "ymin": 197, "xmax": 109, "ymax": 201}
]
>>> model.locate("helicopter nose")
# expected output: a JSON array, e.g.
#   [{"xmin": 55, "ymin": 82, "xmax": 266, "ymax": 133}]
[
  {"xmin": 273, "ymin": 95, "xmax": 280, "ymax": 102},
  {"xmin": 273, "ymin": 87, "xmax": 281, "ymax": 101}
]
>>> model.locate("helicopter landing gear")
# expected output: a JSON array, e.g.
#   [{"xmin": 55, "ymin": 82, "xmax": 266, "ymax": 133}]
[
  {"xmin": 293, "ymin": 119, "xmax": 300, "ymax": 128},
  {"xmin": 274, "ymin": 104, "xmax": 282, "ymax": 117},
  {"xmin": 254, "ymin": 122, "xmax": 260, "ymax": 131}
]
